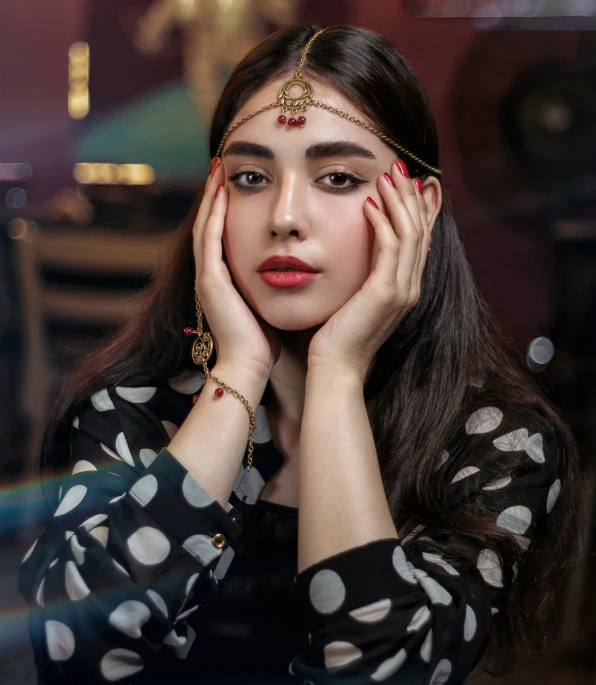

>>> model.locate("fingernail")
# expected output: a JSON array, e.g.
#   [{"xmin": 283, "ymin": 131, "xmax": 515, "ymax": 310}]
[
  {"xmin": 215, "ymin": 183, "xmax": 222, "ymax": 198},
  {"xmin": 396, "ymin": 160, "xmax": 410, "ymax": 179},
  {"xmin": 383, "ymin": 172, "xmax": 396, "ymax": 188},
  {"xmin": 209, "ymin": 157, "xmax": 219, "ymax": 176},
  {"xmin": 366, "ymin": 196, "xmax": 379, "ymax": 209},
  {"xmin": 413, "ymin": 177, "xmax": 423, "ymax": 193}
]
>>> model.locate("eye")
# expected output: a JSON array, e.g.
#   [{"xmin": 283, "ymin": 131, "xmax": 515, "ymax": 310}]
[
  {"xmin": 317, "ymin": 171, "xmax": 366, "ymax": 193},
  {"xmin": 227, "ymin": 171, "xmax": 268, "ymax": 192}
]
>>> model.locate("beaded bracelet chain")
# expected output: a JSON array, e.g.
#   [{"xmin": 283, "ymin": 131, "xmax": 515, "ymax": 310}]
[{"xmin": 184, "ymin": 292, "xmax": 256, "ymax": 470}]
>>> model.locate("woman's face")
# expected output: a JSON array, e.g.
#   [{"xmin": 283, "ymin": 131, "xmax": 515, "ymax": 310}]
[{"xmin": 221, "ymin": 76, "xmax": 401, "ymax": 331}]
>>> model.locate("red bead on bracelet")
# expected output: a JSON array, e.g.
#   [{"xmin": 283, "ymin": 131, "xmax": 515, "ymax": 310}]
[{"xmin": 214, "ymin": 388, "xmax": 224, "ymax": 397}]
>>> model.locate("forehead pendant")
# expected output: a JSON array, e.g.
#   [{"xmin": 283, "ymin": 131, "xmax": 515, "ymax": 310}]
[
  {"xmin": 277, "ymin": 77, "xmax": 313, "ymax": 128},
  {"xmin": 275, "ymin": 28, "xmax": 323, "ymax": 129}
]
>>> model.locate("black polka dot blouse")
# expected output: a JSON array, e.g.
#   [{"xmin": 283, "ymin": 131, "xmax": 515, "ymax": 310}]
[{"xmin": 19, "ymin": 370, "xmax": 563, "ymax": 684}]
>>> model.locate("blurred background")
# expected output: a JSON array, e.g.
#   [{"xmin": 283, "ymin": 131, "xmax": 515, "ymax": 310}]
[{"xmin": 1, "ymin": 0, "xmax": 596, "ymax": 682}]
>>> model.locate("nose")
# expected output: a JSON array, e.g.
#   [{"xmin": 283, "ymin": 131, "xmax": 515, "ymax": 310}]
[{"xmin": 269, "ymin": 172, "xmax": 309, "ymax": 240}]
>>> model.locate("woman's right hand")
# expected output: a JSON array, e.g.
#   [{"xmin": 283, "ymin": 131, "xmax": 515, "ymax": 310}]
[{"xmin": 193, "ymin": 158, "xmax": 281, "ymax": 380}]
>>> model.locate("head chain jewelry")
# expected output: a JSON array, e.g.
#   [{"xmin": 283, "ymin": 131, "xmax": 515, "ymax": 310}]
[
  {"xmin": 184, "ymin": 292, "xmax": 257, "ymax": 471},
  {"xmin": 215, "ymin": 27, "xmax": 441, "ymax": 176}
]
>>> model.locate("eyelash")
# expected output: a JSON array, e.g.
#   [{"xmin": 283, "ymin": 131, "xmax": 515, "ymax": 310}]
[{"xmin": 226, "ymin": 170, "xmax": 366, "ymax": 194}]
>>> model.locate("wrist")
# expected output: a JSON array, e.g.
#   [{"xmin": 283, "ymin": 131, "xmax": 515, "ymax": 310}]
[
  {"xmin": 306, "ymin": 359, "xmax": 365, "ymax": 387},
  {"xmin": 208, "ymin": 362, "xmax": 269, "ymax": 406}
]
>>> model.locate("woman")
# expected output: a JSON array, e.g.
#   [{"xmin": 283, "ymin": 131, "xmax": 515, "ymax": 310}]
[{"xmin": 20, "ymin": 23, "xmax": 585, "ymax": 685}]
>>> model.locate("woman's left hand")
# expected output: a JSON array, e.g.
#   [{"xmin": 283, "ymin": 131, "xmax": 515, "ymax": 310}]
[{"xmin": 307, "ymin": 160, "xmax": 432, "ymax": 382}]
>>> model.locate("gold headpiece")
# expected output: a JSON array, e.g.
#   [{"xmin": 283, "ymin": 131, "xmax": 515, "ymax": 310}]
[{"xmin": 215, "ymin": 28, "xmax": 441, "ymax": 176}]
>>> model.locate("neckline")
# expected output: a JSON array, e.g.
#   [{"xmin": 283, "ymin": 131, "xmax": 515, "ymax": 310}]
[{"xmin": 255, "ymin": 498, "xmax": 299, "ymax": 515}]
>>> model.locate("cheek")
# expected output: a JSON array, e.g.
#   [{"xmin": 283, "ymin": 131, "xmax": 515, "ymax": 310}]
[{"xmin": 322, "ymin": 207, "xmax": 376, "ymax": 288}]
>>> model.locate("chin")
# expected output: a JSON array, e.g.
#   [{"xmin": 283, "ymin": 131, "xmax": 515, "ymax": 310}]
[{"xmin": 256, "ymin": 304, "xmax": 329, "ymax": 332}]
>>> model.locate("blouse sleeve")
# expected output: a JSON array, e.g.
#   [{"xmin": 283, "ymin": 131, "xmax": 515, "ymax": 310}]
[
  {"xmin": 289, "ymin": 403, "xmax": 564, "ymax": 684},
  {"xmin": 18, "ymin": 384, "xmax": 266, "ymax": 683}
]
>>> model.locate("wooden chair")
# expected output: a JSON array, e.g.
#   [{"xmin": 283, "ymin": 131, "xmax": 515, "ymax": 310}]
[{"xmin": 9, "ymin": 217, "xmax": 171, "ymax": 465}]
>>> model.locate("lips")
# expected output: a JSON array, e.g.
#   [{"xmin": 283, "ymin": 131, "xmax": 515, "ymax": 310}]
[{"xmin": 257, "ymin": 255, "xmax": 318, "ymax": 272}]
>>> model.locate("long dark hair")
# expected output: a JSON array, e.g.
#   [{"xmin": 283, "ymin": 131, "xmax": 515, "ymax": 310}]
[{"xmin": 40, "ymin": 24, "xmax": 586, "ymax": 674}]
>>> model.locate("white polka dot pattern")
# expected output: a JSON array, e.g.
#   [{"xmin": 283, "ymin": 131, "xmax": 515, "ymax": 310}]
[
  {"xmin": 54, "ymin": 485, "xmax": 87, "ymax": 517},
  {"xmin": 139, "ymin": 448, "xmax": 157, "ymax": 468},
  {"xmin": 70, "ymin": 534, "xmax": 85, "ymax": 565},
  {"xmin": 89, "ymin": 526, "xmax": 109, "ymax": 547},
  {"xmin": 65, "ymin": 561, "xmax": 90, "ymax": 601},
  {"xmin": 115, "ymin": 433, "xmax": 134, "ymax": 467},
  {"xmin": 79, "ymin": 514, "xmax": 107, "ymax": 531},
  {"xmin": 371, "ymin": 648, "xmax": 406, "ymax": 681},
  {"xmin": 323, "ymin": 641, "xmax": 362, "ymax": 669},
  {"xmin": 36, "ymin": 578, "xmax": 45, "ymax": 607},
  {"xmin": 477, "ymin": 548, "xmax": 503, "ymax": 587},
  {"xmin": 183, "ymin": 534, "xmax": 222, "ymax": 566},
  {"xmin": 45, "ymin": 620, "xmax": 75, "ymax": 661},
  {"xmin": 115, "ymin": 386, "xmax": 156, "ymax": 403},
  {"xmin": 496, "ymin": 505, "xmax": 532, "ymax": 534},
  {"xmin": 100, "ymin": 648, "xmax": 144, "ymax": 681},
  {"xmin": 130, "ymin": 474, "xmax": 158, "ymax": 507},
  {"xmin": 91, "ymin": 389, "xmax": 115, "ymax": 412},
  {"xmin": 392, "ymin": 545, "xmax": 416, "ymax": 584},
  {"xmin": 465, "ymin": 407, "xmax": 503, "ymax": 434},
  {"xmin": 127, "ymin": 527, "xmax": 170, "ymax": 566},
  {"xmin": 420, "ymin": 629, "xmax": 433, "ymax": 662},
  {"xmin": 525, "ymin": 432, "xmax": 545, "ymax": 462},
  {"xmin": 482, "ymin": 475, "xmax": 512, "ymax": 490},
  {"xmin": 547, "ymin": 479, "xmax": 561, "ymax": 513},
  {"xmin": 451, "ymin": 466, "xmax": 480, "ymax": 483},
  {"xmin": 72, "ymin": 460, "xmax": 96, "ymax": 474},
  {"xmin": 146, "ymin": 589, "xmax": 168, "ymax": 617},
  {"xmin": 464, "ymin": 604, "xmax": 476, "ymax": 641},
  {"xmin": 349, "ymin": 598, "xmax": 391, "ymax": 623},
  {"xmin": 182, "ymin": 473, "xmax": 215, "ymax": 508},
  {"xmin": 493, "ymin": 428, "xmax": 528, "ymax": 452},
  {"xmin": 168, "ymin": 370, "xmax": 205, "ymax": 394},
  {"xmin": 108, "ymin": 600, "xmax": 151, "ymax": 638},
  {"xmin": 406, "ymin": 606, "xmax": 430, "ymax": 632},
  {"xmin": 162, "ymin": 420, "xmax": 179, "ymax": 439},
  {"xmin": 309, "ymin": 569, "xmax": 346, "ymax": 614},
  {"xmin": 422, "ymin": 553, "xmax": 459, "ymax": 576},
  {"xmin": 429, "ymin": 659, "xmax": 452, "ymax": 685}
]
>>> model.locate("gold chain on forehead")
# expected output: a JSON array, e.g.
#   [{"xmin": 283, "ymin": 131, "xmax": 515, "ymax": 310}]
[{"xmin": 215, "ymin": 28, "xmax": 441, "ymax": 176}]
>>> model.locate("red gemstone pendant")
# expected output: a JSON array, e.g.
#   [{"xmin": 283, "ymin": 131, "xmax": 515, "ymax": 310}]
[
  {"xmin": 277, "ymin": 115, "xmax": 287, "ymax": 124},
  {"xmin": 214, "ymin": 388, "xmax": 224, "ymax": 397},
  {"xmin": 183, "ymin": 327, "xmax": 194, "ymax": 337},
  {"xmin": 297, "ymin": 116, "xmax": 306, "ymax": 126},
  {"xmin": 288, "ymin": 117, "xmax": 297, "ymax": 127},
  {"xmin": 192, "ymin": 394, "xmax": 200, "ymax": 404}
]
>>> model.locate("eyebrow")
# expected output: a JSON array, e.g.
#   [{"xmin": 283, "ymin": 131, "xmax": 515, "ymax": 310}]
[{"xmin": 222, "ymin": 140, "xmax": 377, "ymax": 161}]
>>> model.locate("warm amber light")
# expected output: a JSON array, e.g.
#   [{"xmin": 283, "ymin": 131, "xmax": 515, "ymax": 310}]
[{"xmin": 73, "ymin": 163, "xmax": 156, "ymax": 185}]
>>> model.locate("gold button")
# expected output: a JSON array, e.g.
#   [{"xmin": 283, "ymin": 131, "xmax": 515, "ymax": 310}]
[{"xmin": 212, "ymin": 533, "xmax": 226, "ymax": 549}]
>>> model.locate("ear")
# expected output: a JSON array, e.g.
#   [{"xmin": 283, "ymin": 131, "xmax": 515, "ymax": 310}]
[{"xmin": 420, "ymin": 177, "xmax": 442, "ymax": 234}]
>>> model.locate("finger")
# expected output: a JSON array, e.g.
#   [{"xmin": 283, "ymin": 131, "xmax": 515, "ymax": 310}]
[
  {"xmin": 194, "ymin": 160, "xmax": 225, "ymax": 282},
  {"xmin": 377, "ymin": 167, "xmax": 421, "ymax": 300},
  {"xmin": 363, "ymin": 197, "xmax": 400, "ymax": 295},
  {"xmin": 389, "ymin": 161, "xmax": 426, "ymax": 292},
  {"xmin": 201, "ymin": 181, "xmax": 231, "ymax": 288}
]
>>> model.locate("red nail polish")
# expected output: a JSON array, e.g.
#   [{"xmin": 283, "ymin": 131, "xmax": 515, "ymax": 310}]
[
  {"xmin": 383, "ymin": 172, "xmax": 396, "ymax": 188},
  {"xmin": 366, "ymin": 196, "xmax": 379, "ymax": 209},
  {"xmin": 215, "ymin": 183, "xmax": 222, "ymax": 198},
  {"xmin": 396, "ymin": 160, "xmax": 410, "ymax": 179},
  {"xmin": 413, "ymin": 177, "xmax": 423, "ymax": 194},
  {"xmin": 209, "ymin": 157, "xmax": 219, "ymax": 176}
]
